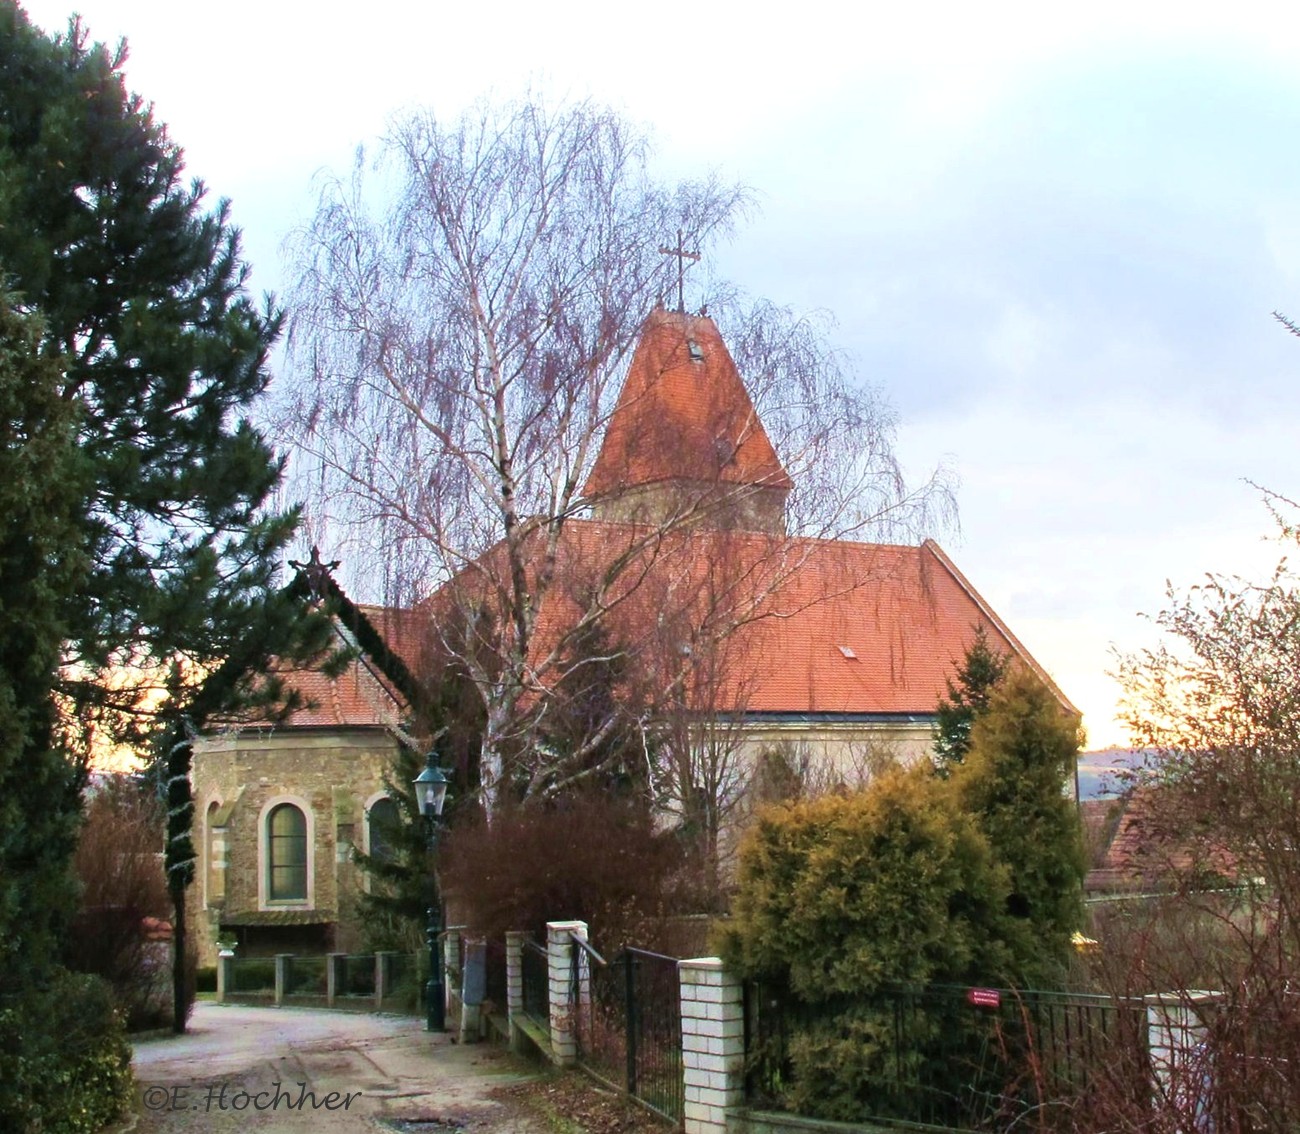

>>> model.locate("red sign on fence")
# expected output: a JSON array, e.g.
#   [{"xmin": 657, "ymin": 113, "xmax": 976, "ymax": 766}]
[{"xmin": 967, "ymin": 988, "xmax": 1001, "ymax": 1008}]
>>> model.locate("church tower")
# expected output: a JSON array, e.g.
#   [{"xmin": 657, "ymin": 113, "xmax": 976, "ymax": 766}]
[{"xmin": 583, "ymin": 306, "xmax": 792, "ymax": 533}]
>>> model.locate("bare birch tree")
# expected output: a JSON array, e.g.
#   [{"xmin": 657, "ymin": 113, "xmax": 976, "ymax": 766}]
[{"xmin": 279, "ymin": 96, "xmax": 952, "ymax": 813}]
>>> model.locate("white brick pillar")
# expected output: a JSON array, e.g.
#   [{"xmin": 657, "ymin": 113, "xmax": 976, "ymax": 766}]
[
  {"xmin": 679, "ymin": 957, "xmax": 745, "ymax": 1134},
  {"xmin": 546, "ymin": 920, "xmax": 587, "ymax": 1067},
  {"xmin": 1146, "ymin": 990, "xmax": 1220, "ymax": 1131},
  {"xmin": 506, "ymin": 931, "xmax": 527, "ymax": 1053}
]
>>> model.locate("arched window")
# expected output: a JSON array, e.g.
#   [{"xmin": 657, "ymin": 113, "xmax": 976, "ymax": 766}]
[
  {"xmin": 368, "ymin": 797, "xmax": 400, "ymax": 864},
  {"xmin": 205, "ymin": 801, "xmax": 221, "ymax": 906},
  {"xmin": 268, "ymin": 803, "xmax": 307, "ymax": 901}
]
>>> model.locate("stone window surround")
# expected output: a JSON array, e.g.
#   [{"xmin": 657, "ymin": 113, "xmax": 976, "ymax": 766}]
[
  {"xmin": 257, "ymin": 794, "xmax": 317, "ymax": 911},
  {"xmin": 203, "ymin": 799, "xmax": 222, "ymax": 910},
  {"xmin": 361, "ymin": 791, "xmax": 397, "ymax": 893}
]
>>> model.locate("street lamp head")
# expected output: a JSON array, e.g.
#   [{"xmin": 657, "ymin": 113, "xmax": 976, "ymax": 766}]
[{"xmin": 413, "ymin": 751, "xmax": 449, "ymax": 819}]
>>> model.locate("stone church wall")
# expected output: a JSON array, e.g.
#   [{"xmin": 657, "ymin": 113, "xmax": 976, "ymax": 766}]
[{"xmin": 189, "ymin": 728, "xmax": 400, "ymax": 967}]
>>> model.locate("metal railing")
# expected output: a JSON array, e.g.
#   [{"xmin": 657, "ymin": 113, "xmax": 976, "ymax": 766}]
[
  {"xmin": 744, "ymin": 982, "xmax": 1150, "ymax": 1130},
  {"xmin": 228, "ymin": 956, "xmax": 276, "ymax": 994},
  {"xmin": 385, "ymin": 951, "xmax": 423, "ymax": 1013},
  {"xmin": 336, "ymin": 954, "xmax": 377, "ymax": 999},
  {"xmin": 283, "ymin": 955, "xmax": 327, "ymax": 998},
  {"xmin": 522, "ymin": 938, "xmax": 549, "ymax": 1025},
  {"xmin": 572, "ymin": 941, "xmax": 684, "ymax": 1124}
]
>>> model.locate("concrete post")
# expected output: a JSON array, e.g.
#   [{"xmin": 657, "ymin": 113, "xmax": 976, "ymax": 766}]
[
  {"xmin": 274, "ymin": 954, "xmax": 291, "ymax": 1007},
  {"xmin": 679, "ymin": 957, "xmax": 745, "ymax": 1134},
  {"xmin": 443, "ymin": 928, "xmax": 461, "ymax": 1026},
  {"xmin": 326, "ymin": 952, "xmax": 347, "ymax": 1007},
  {"xmin": 546, "ymin": 920, "xmax": 588, "ymax": 1067},
  {"xmin": 374, "ymin": 951, "xmax": 395, "ymax": 1009},
  {"xmin": 1146, "ymin": 990, "xmax": 1220, "ymax": 1132},
  {"xmin": 459, "ymin": 936, "xmax": 486, "ymax": 1044},
  {"xmin": 506, "ymin": 931, "xmax": 527, "ymax": 1053},
  {"xmin": 216, "ymin": 949, "xmax": 235, "ymax": 1003}
]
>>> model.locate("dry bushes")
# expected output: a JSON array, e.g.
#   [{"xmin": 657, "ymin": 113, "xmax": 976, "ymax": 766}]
[
  {"xmin": 439, "ymin": 794, "xmax": 706, "ymax": 953},
  {"xmin": 67, "ymin": 775, "xmax": 185, "ymax": 1030}
]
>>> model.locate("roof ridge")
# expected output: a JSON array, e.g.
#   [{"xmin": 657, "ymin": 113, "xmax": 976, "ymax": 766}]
[{"xmin": 921, "ymin": 539, "xmax": 1078, "ymax": 716}]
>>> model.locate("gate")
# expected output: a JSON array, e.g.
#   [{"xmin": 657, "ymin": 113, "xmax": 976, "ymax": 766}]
[{"xmin": 571, "ymin": 940, "xmax": 684, "ymax": 1124}]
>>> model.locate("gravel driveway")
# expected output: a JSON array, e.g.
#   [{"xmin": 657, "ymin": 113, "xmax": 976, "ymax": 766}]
[{"xmin": 121, "ymin": 1002, "xmax": 546, "ymax": 1133}]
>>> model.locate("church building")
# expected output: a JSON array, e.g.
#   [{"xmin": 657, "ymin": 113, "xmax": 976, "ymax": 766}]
[{"xmin": 189, "ymin": 306, "xmax": 1073, "ymax": 965}]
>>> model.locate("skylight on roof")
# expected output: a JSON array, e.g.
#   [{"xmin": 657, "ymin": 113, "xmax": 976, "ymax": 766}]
[
  {"xmin": 687, "ymin": 338, "xmax": 704, "ymax": 362},
  {"xmin": 837, "ymin": 645, "xmax": 858, "ymax": 659}
]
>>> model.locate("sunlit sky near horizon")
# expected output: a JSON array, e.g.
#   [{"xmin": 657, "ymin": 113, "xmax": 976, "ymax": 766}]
[{"xmin": 22, "ymin": 0, "xmax": 1300, "ymax": 749}]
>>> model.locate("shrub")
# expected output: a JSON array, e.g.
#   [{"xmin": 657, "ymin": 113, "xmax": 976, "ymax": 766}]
[
  {"xmin": 440, "ymin": 793, "xmax": 704, "ymax": 952},
  {"xmin": 0, "ymin": 969, "xmax": 133, "ymax": 1133},
  {"xmin": 194, "ymin": 966, "xmax": 217, "ymax": 994},
  {"xmin": 720, "ymin": 762, "xmax": 1081, "ymax": 1122},
  {"xmin": 66, "ymin": 776, "xmax": 185, "ymax": 1030},
  {"xmin": 719, "ymin": 767, "xmax": 1014, "ymax": 999},
  {"xmin": 948, "ymin": 668, "xmax": 1086, "ymax": 984}
]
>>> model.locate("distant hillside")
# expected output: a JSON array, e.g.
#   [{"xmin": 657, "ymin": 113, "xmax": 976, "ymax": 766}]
[{"xmin": 1076, "ymin": 748, "xmax": 1148, "ymax": 799}]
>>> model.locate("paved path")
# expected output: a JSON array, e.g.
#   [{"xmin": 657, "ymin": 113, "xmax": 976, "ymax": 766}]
[{"xmin": 121, "ymin": 1002, "xmax": 545, "ymax": 1133}]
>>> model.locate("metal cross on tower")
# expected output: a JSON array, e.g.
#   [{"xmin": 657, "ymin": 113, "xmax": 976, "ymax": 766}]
[{"xmin": 658, "ymin": 228, "xmax": 700, "ymax": 313}]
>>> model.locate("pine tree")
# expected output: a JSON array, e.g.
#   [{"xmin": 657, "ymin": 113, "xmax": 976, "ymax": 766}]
[
  {"xmin": 950, "ymin": 668, "xmax": 1086, "ymax": 980},
  {"xmin": 0, "ymin": 288, "xmax": 87, "ymax": 987},
  {"xmin": 932, "ymin": 625, "xmax": 1010, "ymax": 775},
  {"xmin": 0, "ymin": 9, "xmax": 328, "ymax": 1032},
  {"xmin": 0, "ymin": 9, "xmax": 301, "ymax": 721}
]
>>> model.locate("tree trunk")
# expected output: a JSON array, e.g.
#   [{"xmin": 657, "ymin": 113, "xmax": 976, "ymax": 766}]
[{"xmin": 170, "ymin": 876, "xmax": 187, "ymax": 1034}]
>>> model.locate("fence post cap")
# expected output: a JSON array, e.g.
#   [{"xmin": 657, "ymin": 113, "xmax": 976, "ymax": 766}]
[
  {"xmin": 1143, "ymin": 989, "xmax": 1223, "ymax": 1006},
  {"xmin": 678, "ymin": 957, "xmax": 726, "ymax": 971}
]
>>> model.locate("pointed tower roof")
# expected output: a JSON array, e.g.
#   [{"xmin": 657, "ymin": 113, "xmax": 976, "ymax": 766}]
[{"xmin": 584, "ymin": 307, "xmax": 793, "ymax": 499}]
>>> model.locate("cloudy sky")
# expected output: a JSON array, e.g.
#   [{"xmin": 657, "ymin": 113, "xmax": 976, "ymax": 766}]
[{"xmin": 22, "ymin": 0, "xmax": 1300, "ymax": 748}]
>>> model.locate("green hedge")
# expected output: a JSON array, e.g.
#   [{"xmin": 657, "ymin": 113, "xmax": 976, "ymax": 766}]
[{"xmin": 0, "ymin": 969, "xmax": 133, "ymax": 1133}]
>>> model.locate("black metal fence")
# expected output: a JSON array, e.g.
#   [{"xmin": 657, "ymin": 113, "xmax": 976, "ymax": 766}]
[
  {"xmin": 485, "ymin": 937, "xmax": 508, "ymax": 1010},
  {"xmin": 228, "ymin": 956, "xmax": 276, "ymax": 994},
  {"xmin": 336, "ymin": 954, "xmax": 377, "ymax": 999},
  {"xmin": 745, "ymin": 982, "xmax": 1150, "ymax": 1130},
  {"xmin": 571, "ymin": 942, "xmax": 684, "ymax": 1124},
  {"xmin": 522, "ymin": 938, "xmax": 549, "ymax": 1025},
  {"xmin": 282, "ymin": 955, "xmax": 327, "ymax": 998}
]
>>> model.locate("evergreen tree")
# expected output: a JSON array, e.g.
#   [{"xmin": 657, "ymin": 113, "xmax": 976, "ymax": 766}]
[
  {"xmin": 0, "ymin": 291, "xmax": 132, "ymax": 1131},
  {"xmin": 349, "ymin": 742, "xmax": 437, "ymax": 951},
  {"xmin": 0, "ymin": 288, "xmax": 87, "ymax": 987},
  {"xmin": 351, "ymin": 606, "xmax": 486, "ymax": 946},
  {"xmin": 0, "ymin": 9, "xmax": 328, "ymax": 1031},
  {"xmin": 0, "ymin": 8, "xmax": 301, "ymax": 725},
  {"xmin": 932, "ymin": 625, "xmax": 1010, "ymax": 775},
  {"xmin": 949, "ymin": 668, "xmax": 1086, "ymax": 980}
]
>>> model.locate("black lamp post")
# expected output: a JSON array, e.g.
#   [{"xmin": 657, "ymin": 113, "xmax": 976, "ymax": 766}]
[{"xmin": 413, "ymin": 752, "xmax": 449, "ymax": 1033}]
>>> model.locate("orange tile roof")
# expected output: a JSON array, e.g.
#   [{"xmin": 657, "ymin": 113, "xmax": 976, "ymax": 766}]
[
  {"xmin": 505, "ymin": 520, "xmax": 1072, "ymax": 717},
  {"xmin": 1084, "ymin": 788, "xmax": 1238, "ymax": 893},
  {"xmin": 583, "ymin": 307, "xmax": 793, "ymax": 498},
  {"xmin": 261, "ymin": 522, "xmax": 1068, "ymax": 732},
  {"xmin": 272, "ymin": 604, "xmax": 429, "ymax": 730}
]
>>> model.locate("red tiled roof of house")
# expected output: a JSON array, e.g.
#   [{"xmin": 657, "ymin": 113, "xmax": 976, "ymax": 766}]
[
  {"xmin": 271, "ymin": 604, "xmax": 430, "ymax": 730},
  {"xmin": 499, "ymin": 519, "xmax": 1072, "ymax": 716},
  {"xmin": 1084, "ymin": 788, "xmax": 1238, "ymax": 893},
  {"xmin": 583, "ymin": 307, "xmax": 793, "ymax": 498},
  {"xmin": 260, "ymin": 524, "xmax": 1068, "ymax": 730}
]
